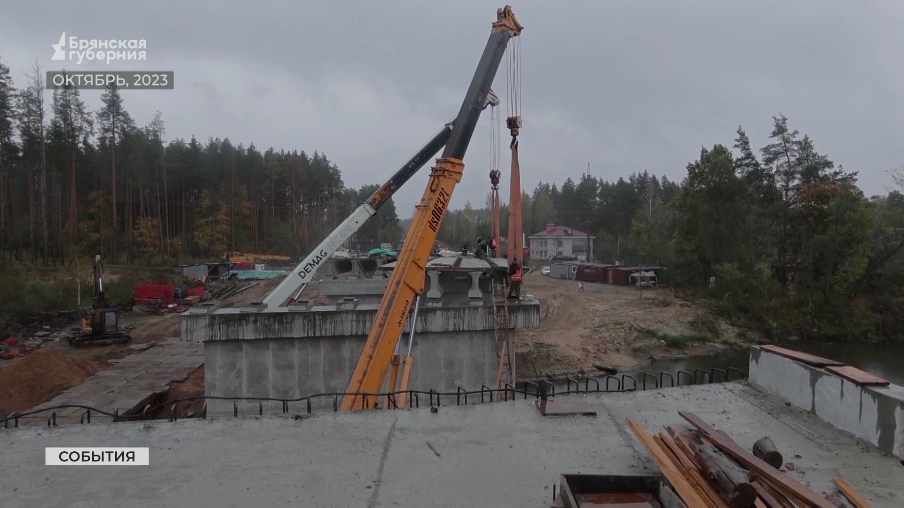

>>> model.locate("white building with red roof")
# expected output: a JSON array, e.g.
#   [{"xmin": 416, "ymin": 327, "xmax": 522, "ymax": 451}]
[{"xmin": 528, "ymin": 223, "xmax": 595, "ymax": 260}]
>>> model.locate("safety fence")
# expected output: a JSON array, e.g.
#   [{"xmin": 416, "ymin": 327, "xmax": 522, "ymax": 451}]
[{"xmin": 0, "ymin": 367, "xmax": 746, "ymax": 428}]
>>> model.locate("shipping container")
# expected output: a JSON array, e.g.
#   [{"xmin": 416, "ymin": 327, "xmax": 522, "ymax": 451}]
[
  {"xmin": 550, "ymin": 262, "xmax": 578, "ymax": 280},
  {"xmin": 575, "ymin": 263, "xmax": 614, "ymax": 283},
  {"xmin": 134, "ymin": 284, "xmax": 175, "ymax": 305},
  {"xmin": 609, "ymin": 266, "xmax": 664, "ymax": 285}
]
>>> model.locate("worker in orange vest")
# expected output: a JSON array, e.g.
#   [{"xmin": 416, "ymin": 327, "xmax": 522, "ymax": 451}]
[{"xmin": 508, "ymin": 258, "xmax": 522, "ymax": 299}]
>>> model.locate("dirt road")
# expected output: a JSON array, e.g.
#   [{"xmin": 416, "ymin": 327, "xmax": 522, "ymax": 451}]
[
  {"xmin": 515, "ymin": 270, "xmax": 750, "ymax": 379},
  {"xmin": 0, "ymin": 275, "xmax": 289, "ymax": 415}
]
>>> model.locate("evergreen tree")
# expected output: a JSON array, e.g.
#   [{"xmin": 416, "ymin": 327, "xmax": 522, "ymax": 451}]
[
  {"xmin": 97, "ymin": 83, "xmax": 135, "ymax": 261},
  {"xmin": 0, "ymin": 58, "xmax": 16, "ymax": 267},
  {"xmin": 50, "ymin": 73, "xmax": 94, "ymax": 246}
]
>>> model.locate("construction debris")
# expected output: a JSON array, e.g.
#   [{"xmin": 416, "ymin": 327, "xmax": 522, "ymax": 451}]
[
  {"xmin": 752, "ymin": 436, "xmax": 783, "ymax": 470},
  {"xmin": 205, "ymin": 281, "xmax": 258, "ymax": 301},
  {"xmin": 624, "ymin": 411, "xmax": 871, "ymax": 508}
]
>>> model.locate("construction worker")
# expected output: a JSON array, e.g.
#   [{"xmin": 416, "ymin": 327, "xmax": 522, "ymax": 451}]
[
  {"xmin": 578, "ymin": 281, "xmax": 584, "ymax": 292},
  {"xmin": 475, "ymin": 237, "xmax": 488, "ymax": 258},
  {"xmin": 508, "ymin": 258, "xmax": 522, "ymax": 299},
  {"xmin": 489, "ymin": 237, "xmax": 498, "ymax": 257}
]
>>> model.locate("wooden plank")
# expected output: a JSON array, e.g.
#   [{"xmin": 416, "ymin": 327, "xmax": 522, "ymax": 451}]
[
  {"xmin": 754, "ymin": 480, "xmax": 796, "ymax": 508},
  {"xmin": 751, "ymin": 481, "xmax": 785, "ymax": 508},
  {"xmin": 679, "ymin": 411, "xmax": 835, "ymax": 508},
  {"xmin": 824, "ymin": 366, "xmax": 889, "ymax": 387},
  {"xmin": 655, "ymin": 434, "xmax": 719, "ymax": 508},
  {"xmin": 832, "ymin": 477, "xmax": 871, "ymax": 508},
  {"xmin": 697, "ymin": 436, "xmax": 809, "ymax": 508},
  {"xmin": 658, "ymin": 433, "xmax": 729, "ymax": 508},
  {"xmin": 759, "ymin": 345, "xmax": 844, "ymax": 367},
  {"xmin": 626, "ymin": 418, "xmax": 710, "ymax": 507},
  {"xmin": 681, "ymin": 429, "xmax": 795, "ymax": 508},
  {"xmin": 686, "ymin": 430, "xmax": 795, "ymax": 508},
  {"xmin": 826, "ymin": 491, "xmax": 857, "ymax": 508}
]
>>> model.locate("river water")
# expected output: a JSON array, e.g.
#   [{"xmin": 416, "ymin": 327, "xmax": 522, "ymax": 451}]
[{"xmin": 530, "ymin": 341, "xmax": 904, "ymax": 394}]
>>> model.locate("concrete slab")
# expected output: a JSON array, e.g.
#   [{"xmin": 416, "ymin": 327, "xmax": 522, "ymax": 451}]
[
  {"xmin": 2, "ymin": 382, "xmax": 902, "ymax": 507},
  {"xmin": 22, "ymin": 342, "xmax": 203, "ymax": 424}
]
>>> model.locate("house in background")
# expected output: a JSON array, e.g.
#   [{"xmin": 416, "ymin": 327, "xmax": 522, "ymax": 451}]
[{"xmin": 528, "ymin": 223, "xmax": 596, "ymax": 261}]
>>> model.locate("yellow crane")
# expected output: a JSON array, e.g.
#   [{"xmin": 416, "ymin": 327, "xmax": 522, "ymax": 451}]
[{"xmin": 340, "ymin": 6, "xmax": 523, "ymax": 411}]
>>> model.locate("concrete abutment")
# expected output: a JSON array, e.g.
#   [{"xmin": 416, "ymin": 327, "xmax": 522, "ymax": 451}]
[{"xmin": 181, "ymin": 257, "xmax": 540, "ymax": 415}]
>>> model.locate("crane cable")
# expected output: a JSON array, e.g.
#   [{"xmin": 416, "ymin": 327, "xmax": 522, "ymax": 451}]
[
  {"xmin": 489, "ymin": 102, "xmax": 501, "ymax": 190},
  {"xmin": 505, "ymin": 35, "xmax": 522, "ymax": 148}
]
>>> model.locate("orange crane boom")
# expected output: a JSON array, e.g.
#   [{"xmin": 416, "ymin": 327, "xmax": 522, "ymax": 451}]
[{"xmin": 340, "ymin": 6, "xmax": 523, "ymax": 411}]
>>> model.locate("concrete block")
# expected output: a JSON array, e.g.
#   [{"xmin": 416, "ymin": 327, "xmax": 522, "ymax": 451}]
[
  {"xmin": 318, "ymin": 279, "xmax": 388, "ymax": 296},
  {"xmin": 269, "ymin": 339, "xmax": 298, "ymax": 400},
  {"xmin": 188, "ymin": 303, "xmax": 218, "ymax": 314},
  {"xmin": 239, "ymin": 302, "xmax": 267, "ymax": 313},
  {"xmin": 426, "ymin": 271, "xmax": 443, "ymax": 300},
  {"xmin": 750, "ymin": 345, "xmax": 904, "ymax": 460},
  {"xmin": 336, "ymin": 297, "xmax": 358, "ymax": 310},
  {"xmin": 242, "ymin": 340, "xmax": 271, "ymax": 399},
  {"xmin": 287, "ymin": 300, "xmax": 312, "ymax": 311},
  {"xmin": 468, "ymin": 272, "xmax": 483, "ymax": 299}
]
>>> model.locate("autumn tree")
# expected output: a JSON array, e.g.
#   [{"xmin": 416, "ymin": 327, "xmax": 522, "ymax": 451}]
[{"xmin": 192, "ymin": 190, "xmax": 230, "ymax": 255}]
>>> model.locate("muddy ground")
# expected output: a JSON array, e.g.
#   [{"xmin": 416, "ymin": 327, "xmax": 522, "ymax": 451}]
[
  {"xmin": 0, "ymin": 273, "xmax": 293, "ymax": 415},
  {"xmin": 514, "ymin": 269, "xmax": 753, "ymax": 380}
]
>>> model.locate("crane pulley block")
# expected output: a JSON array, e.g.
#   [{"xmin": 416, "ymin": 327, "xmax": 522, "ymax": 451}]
[
  {"xmin": 506, "ymin": 115, "xmax": 522, "ymax": 136},
  {"xmin": 489, "ymin": 169, "xmax": 501, "ymax": 187}
]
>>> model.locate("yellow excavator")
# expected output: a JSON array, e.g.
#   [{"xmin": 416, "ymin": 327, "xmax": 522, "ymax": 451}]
[
  {"xmin": 68, "ymin": 254, "xmax": 132, "ymax": 348},
  {"xmin": 340, "ymin": 6, "xmax": 523, "ymax": 411}
]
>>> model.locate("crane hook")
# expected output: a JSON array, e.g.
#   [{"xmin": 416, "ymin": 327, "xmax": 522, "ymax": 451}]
[{"xmin": 506, "ymin": 115, "xmax": 521, "ymax": 148}]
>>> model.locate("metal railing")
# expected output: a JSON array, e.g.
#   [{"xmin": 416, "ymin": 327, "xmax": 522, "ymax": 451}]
[{"xmin": 0, "ymin": 366, "xmax": 746, "ymax": 428}]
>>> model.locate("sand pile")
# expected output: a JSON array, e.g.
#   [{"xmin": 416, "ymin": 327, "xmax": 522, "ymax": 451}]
[{"xmin": 0, "ymin": 349, "xmax": 105, "ymax": 412}]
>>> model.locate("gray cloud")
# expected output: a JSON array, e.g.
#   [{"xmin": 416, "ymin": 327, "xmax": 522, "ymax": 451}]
[{"xmin": 1, "ymin": 0, "xmax": 901, "ymax": 219}]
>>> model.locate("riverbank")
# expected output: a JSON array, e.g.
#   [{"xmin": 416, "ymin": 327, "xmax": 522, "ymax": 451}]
[{"xmin": 514, "ymin": 270, "xmax": 755, "ymax": 379}]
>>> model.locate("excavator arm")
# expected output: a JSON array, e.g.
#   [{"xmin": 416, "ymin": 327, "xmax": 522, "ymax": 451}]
[{"xmin": 341, "ymin": 6, "xmax": 523, "ymax": 411}]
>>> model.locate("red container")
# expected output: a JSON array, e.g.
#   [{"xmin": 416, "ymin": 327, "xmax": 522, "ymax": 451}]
[
  {"xmin": 231, "ymin": 262, "xmax": 254, "ymax": 271},
  {"xmin": 135, "ymin": 284, "xmax": 176, "ymax": 305},
  {"xmin": 186, "ymin": 286, "xmax": 205, "ymax": 298},
  {"xmin": 5, "ymin": 338, "xmax": 19, "ymax": 346}
]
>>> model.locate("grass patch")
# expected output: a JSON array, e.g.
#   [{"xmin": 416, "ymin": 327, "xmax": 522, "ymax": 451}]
[
  {"xmin": 653, "ymin": 297, "xmax": 673, "ymax": 307},
  {"xmin": 711, "ymin": 295, "xmax": 903, "ymax": 342},
  {"xmin": 0, "ymin": 260, "xmax": 175, "ymax": 336},
  {"xmin": 641, "ymin": 328, "xmax": 718, "ymax": 349}
]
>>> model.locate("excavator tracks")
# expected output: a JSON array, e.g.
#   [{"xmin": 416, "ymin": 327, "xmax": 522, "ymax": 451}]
[{"xmin": 68, "ymin": 332, "xmax": 132, "ymax": 348}]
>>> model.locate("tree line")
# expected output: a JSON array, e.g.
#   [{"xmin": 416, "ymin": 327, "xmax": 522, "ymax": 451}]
[
  {"xmin": 0, "ymin": 58, "xmax": 401, "ymax": 268},
  {"xmin": 438, "ymin": 115, "xmax": 904, "ymax": 338}
]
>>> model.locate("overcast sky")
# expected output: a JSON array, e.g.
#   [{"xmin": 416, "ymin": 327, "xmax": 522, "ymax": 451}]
[{"xmin": 1, "ymin": 0, "xmax": 901, "ymax": 219}]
